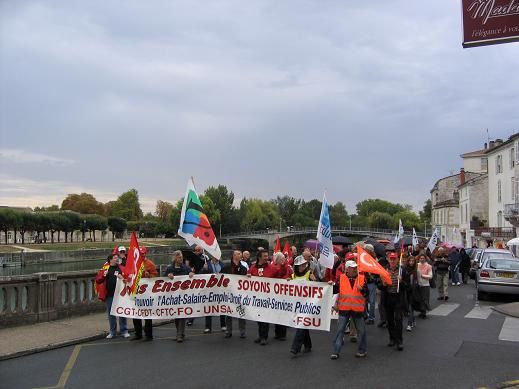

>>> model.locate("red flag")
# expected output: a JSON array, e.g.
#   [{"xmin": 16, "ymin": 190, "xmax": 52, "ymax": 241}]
[
  {"xmin": 123, "ymin": 232, "xmax": 144, "ymax": 295},
  {"xmin": 282, "ymin": 240, "xmax": 291, "ymax": 258},
  {"xmin": 274, "ymin": 235, "xmax": 281, "ymax": 253},
  {"xmin": 356, "ymin": 244, "xmax": 392, "ymax": 285}
]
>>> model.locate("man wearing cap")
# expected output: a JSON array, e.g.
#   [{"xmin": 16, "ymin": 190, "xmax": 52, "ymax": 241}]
[
  {"xmin": 330, "ymin": 260, "xmax": 368, "ymax": 360},
  {"xmin": 117, "ymin": 246, "xmax": 127, "ymax": 266},
  {"xmin": 290, "ymin": 255, "xmax": 317, "ymax": 356},
  {"xmin": 131, "ymin": 247, "xmax": 157, "ymax": 341},
  {"xmin": 380, "ymin": 252, "xmax": 407, "ymax": 351}
]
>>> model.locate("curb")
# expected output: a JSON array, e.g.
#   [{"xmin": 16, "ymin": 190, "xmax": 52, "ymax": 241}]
[{"xmin": 0, "ymin": 319, "xmax": 176, "ymax": 362}]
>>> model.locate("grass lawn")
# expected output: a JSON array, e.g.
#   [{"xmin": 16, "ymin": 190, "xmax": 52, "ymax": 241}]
[
  {"xmin": 0, "ymin": 246, "xmax": 24, "ymax": 253},
  {"xmin": 19, "ymin": 239, "xmax": 184, "ymax": 252}
]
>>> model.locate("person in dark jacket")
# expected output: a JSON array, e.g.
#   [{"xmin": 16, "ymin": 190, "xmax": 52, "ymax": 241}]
[
  {"xmin": 96, "ymin": 254, "xmax": 129, "ymax": 339},
  {"xmin": 164, "ymin": 250, "xmax": 194, "ymax": 343},
  {"xmin": 379, "ymin": 252, "xmax": 407, "ymax": 351},
  {"xmin": 200, "ymin": 254, "xmax": 226, "ymax": 334},
  {"xmin": 449, "ymin": 248, "xmax": 461, "ymax": 286},
  {"xmin": 434, "ymin": 248, "xmax": 451, "ymax": 300},
  {"xmin": 221, "ymin": 250, "xmax": 249, "ymax": 338},
  {"xmin": 460, "ymin": 248, "xmax": 471, "ymax": 284}
]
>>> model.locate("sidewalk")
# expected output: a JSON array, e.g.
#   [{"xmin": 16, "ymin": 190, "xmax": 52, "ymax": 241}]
[
  {"xmin": 0, "ymin": 313, "xmax": 119, "ymax": 360},
  {"xmin": 0, "ymin": 313, "xmax": 174, "ymax": 361}
]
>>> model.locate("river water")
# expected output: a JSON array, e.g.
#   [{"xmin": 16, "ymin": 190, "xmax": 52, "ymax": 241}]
[{"xmin": 0, "ymin": 251, "xmax": 235, "ymax": 277}]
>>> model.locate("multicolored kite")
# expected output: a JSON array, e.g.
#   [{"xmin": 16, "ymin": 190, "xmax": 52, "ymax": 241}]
[{"xmin": 178, "ymin": 177, "xmax": 222, "ymax": 259}]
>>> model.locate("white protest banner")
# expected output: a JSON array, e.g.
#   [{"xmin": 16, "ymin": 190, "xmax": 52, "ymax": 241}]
[
  {"xmin": 427, "ymin": 228, "xmax": 439, "ymax": 253},
  {"xmin": 317, "ymin": 193, "xmax": 334, "ymax": 269},
  {"xmin": 111, "ymin": 274, "xmax": 334, "ymax": 331}
]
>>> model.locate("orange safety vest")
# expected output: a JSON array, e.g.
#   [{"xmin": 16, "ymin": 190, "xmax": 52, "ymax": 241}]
[{"xmin": 337, "ymin": 274, "xmax": 365, "ymax": 312}]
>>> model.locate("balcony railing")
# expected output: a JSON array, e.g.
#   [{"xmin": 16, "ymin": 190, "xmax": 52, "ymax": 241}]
[
  {"xmin": 504, "ymin": 203, "xmax": 519, "ymax": 218},
  {"xmin": 474, "ymin": 227, "xmax": 516, "ymax": 239}
]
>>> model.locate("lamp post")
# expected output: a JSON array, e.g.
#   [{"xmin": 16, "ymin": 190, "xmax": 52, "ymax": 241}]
[{"xmin": 349, "ymin": 215, "xmax": 352, "ymax": 230}]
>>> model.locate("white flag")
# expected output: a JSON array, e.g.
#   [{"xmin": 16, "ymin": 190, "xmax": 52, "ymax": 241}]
[
  {"xmin": 427, "ymin": 228, "xmax": 439, "ymax": 254},
  {"xmin": 393, "ymin": 233, "xmax": 399, "ymax": 244},
  {"xmin": 412, "ymin": 228, "xmax": 419, "ymax": 251},
  {"xmin": 178, "ymin": 177, "xmax": 222, "ymax": 259},
  {"xmin": 398, "ymin": 219, "xmax": 404, "ymax": 240},
  {"xmin": 317, "ymin": 193, "xmax": 334, "ymax": 269}
]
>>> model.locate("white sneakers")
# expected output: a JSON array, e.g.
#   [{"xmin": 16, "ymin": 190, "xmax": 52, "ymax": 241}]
[
  {"xmin": 406, "ymin": 325, "xmax": 412, "ymax": 332},
  {"xmin": 122, "ymin": 333, "xmax": 130, "ymax": 338},
  {"xmin": 221, "ymin": 326, "xmax": 227, "ymax": 332},
  {"xmin": 106, "ymin": 333, "xmax": 114, "ymax": 339}
]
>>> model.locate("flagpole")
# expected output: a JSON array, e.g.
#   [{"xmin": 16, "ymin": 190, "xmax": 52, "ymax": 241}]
[{"xmin": 397, "ymin": 242, "xmax": 403, "ymax": 293}]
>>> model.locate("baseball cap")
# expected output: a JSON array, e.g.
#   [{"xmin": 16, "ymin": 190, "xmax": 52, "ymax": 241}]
[
  {"xmin": 345, "ymin": 260, "xmax": 358, "ymax": 268},
  {"xmin": 139, "ymin": 246, "xmax": 147, "ymax": 255},
  {"xmin": 345, "ymin": 252, "xmax": 355, "ymax": 260},
  {"xmin": 294, "ymin": 256, "xmax": 306, "ymax": 266},
  {"xmin": 118, "ymin": 246, "xmax": 126, "ymax": 253}
]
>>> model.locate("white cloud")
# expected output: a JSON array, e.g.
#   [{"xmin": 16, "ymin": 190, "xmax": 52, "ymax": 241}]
[{"xmin": 0, "ymin": 148, "xmax": 76, "ymax": 167}]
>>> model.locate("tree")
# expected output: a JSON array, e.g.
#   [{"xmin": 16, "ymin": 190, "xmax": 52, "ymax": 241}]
[
  {"xmin": 155, "ymin": 200, "xmax": 174, "ymax": 222},
  {"xmin": 329, "ymin": 202, "xmax": 350, "ymax": 228},
  {"xmin": 127, "ymin": 221, "xmax": 140, "ymax": 233},
  {"xmin": 110, "ymin": 189, "xmax": 143, "ymax": 221},
  {"xmin": 33, "ymin": 205, "xmax": 60, "ymax": 212},
  {"xmin": 0, "ymin": 208, "xmax": 20, "ymax": 244},
  {"xmin": 274, "ymin": 196, "xmax": 302, "ymax": 227},
  {"xmin": 83, "ymin": 214, "xmax": 108, "ymax": 242},
  {"xmin": 239, "ymin": 198, "xmax": 280, "ymax": 231},
  {"xmin": 168, "ymin": 199, "xmax": 184, "ymax": 234},
  {"xmin": 18, "ymin": 212, "xmax": 38, "ymax": 244},
  {"xmin": 61, "ymin": 211, "xmax": 81, "ymax": 243},
  {"xmin": 394, "ymin": 210, "xmax": 422, "ymax": 231},
  {"xmin": 203, "ymin": 185, "xmax": 237, "ymax": 234},
  {"xmin": 368, "ymin": 212, "xmax": 394, "ymax": 229},
  {"xmin": 61, "ymin": 193, "xmax": 105, "ymax": 215},
  {"xmin": 419, "ymin": 199, "xmax": 432, "ymax": 227},
  {"xmin": 107, "ymin": 217, "xmax": 127, "ymax": 241},
  {"xmin": 33, "ymin": 212, "xmax": 52, "ymax": 243},
  {"xmin": 356, "ymin": 199, "xmax": 407, "ymax": 218}
]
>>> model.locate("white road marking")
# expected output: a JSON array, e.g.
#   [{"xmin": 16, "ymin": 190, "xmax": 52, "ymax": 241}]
[
  {"xmin": 464, "ymin": 305, "xmax": 493, "ymax": 319},
  {"xmin": 428, "ymin": 303, "xmax": 460, "ymax": 316},
  {"xmin": 498, "ymin": 317, "xmax": 519, "ymax": 342}
]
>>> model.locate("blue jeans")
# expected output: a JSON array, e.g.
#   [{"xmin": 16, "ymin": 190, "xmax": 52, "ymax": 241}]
[
  {"xmin": 451, "ymin": 267, "xmax": 460, "ymax": 284},
  {"xmin": 367, "ymin": 283, "xmax": 377, "ymax": 321},
  {"xmin": 105, "ymin": 295, "xmax": 128, "ymax": 335},
  {"xmin": 333, "ymin": 311, "xmax": 367, "ymax": 354},
  {"xmin": 407, "ymin": 304, "xmax": 415, "ymax": 325}
]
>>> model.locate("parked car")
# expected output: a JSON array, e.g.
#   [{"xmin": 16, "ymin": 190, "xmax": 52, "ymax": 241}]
[
  {"xmin": 477, "ymin": 256, "xmax": 519, "ymax": 299},
  {"xmin": 469, "ymin": 248, "xmax": 513, "ymax": 279}
]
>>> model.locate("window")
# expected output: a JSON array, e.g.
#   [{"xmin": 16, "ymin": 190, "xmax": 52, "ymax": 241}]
[
  {"xmin": 511, "ymin": 148, "xmax": 515, "ymax": 169},
  {"xmin": 465, "ymin": 204, "xmax": 468, "ymax": 223},
  {"xmin": 496, "ymin": 155, "xmax": 503, "ymax": 174},
  {"xmin": 460, "ymin": 205, "xmax": 463, "ymax": 225},
  {"xmin": 498, "ymin": 180, "xmax": 502, "ymax": 203},
  {"xmin": 497, "ymin": 211, "xmax": 503, "ymax": 228},
  {"xmin": 481, "ymin": 157, "xmax": 488, "ymax": 172},
  {"xmin": 513, "ymin": 177, "xmax": 516, "ymax": 201}
]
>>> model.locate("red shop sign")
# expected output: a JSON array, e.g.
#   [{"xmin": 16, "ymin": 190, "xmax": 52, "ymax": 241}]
[{"xmin": 461, "ymin": 0, "xmax": 519, "ymax": 47}]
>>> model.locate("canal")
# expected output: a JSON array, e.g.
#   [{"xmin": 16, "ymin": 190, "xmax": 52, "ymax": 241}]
[{"xmin": 0, "ymin": 251, "xmax": 234, "ymax": 276}]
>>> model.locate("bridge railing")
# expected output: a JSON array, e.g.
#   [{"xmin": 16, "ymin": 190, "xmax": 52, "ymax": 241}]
[
  {"xmin": 222, "ymin": 227, "xmax": 428, "ymax": 240},
  {"xmin": 0, "ymin": 270, "xmax": 104, "ymax": 328}
]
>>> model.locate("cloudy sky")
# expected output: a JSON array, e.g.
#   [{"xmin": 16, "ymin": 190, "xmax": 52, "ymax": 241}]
[{"xmin": 0, "ymin": 0, "xmax": 518, "ymax": 215}]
